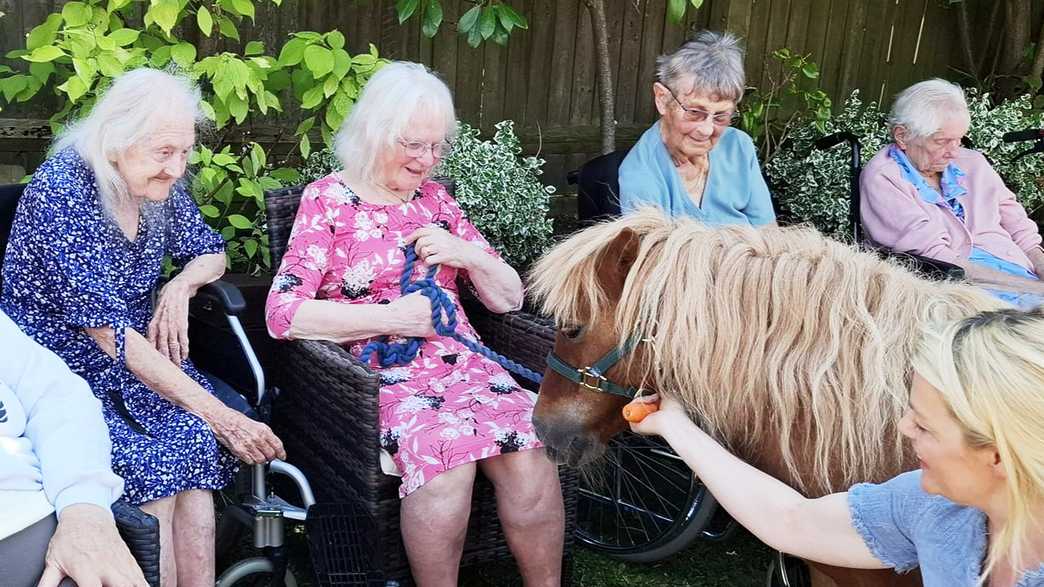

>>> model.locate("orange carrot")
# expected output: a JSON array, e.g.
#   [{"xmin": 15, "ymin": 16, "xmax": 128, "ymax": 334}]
[{"xmin": 622, "ymin": 400, "xmax": 659, "ymax": 423}]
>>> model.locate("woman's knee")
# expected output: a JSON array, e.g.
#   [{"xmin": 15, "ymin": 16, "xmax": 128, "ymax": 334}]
[{"xmin": 401, "ymin": 464, "xmax": 476, "ymax": 530}]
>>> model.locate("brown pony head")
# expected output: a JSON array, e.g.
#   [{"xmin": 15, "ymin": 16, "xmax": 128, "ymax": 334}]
[{"xmin": 527, "ymin": 209, "xmax": 1001, "ymax": 494}]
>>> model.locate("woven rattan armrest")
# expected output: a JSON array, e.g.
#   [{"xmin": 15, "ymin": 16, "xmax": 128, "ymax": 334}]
[
  {"xmin": 464, "ymin": 302, "xmax": 555, "ymax": 386},
  {"xmin": 271, "ymin": 338, "xmax": 384, "ymax": 504}
]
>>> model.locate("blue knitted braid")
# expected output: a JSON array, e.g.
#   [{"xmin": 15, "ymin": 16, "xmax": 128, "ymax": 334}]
[{"xmin": 359, "ymin": 245, "xmax": 544, "ymax": 383}]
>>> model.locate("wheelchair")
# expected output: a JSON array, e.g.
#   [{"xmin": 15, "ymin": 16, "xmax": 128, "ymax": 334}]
[{"xmin": 0, "ymin": 182, "xmax": 316, "ymax": 587}]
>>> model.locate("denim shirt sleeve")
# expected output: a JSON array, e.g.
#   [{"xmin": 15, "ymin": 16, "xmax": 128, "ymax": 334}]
[{"xmin": 847, "ymin": 471, "xmax": 928, "ymax": 573}]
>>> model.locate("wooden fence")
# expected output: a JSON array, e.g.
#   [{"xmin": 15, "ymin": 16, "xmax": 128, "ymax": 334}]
[{"xmin": 1, "ymin": 0, "xmax": 1040, "ymax": 189}]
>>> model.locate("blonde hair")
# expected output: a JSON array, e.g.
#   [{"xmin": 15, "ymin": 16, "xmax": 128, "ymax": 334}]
[
  {"xmin": 52, "ymin": 67, "xmax": 204, "ymax": 216},
  {"xmin": 334, "ymin": 61, "xmax": 456, "ymax": 185},
  {"xmin": 529, "ymin": 208, "xmax": 1003, "ymax": 495},
  {"xmin": 911, "ymin": 308, "xmax": 1044, "ymax": 584}
]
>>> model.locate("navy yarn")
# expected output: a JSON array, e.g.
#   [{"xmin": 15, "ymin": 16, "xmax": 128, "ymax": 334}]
[{"xmin": 360, "ymin": 245, "xmax": 544, "ymax": 384}]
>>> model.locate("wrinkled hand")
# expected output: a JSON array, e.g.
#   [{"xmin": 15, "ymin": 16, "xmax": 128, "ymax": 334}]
[
  {"xmin": 209, "ymin": 408, "xmax": 286, "ymax": 464},
  {"xmin": 148, "ymin": 278, "xmax": 193, "ymax": 365},
  {"xmin": 386, "ymin": 292, "xmax": 437, "ymax": 338},
  {"xmin": 405, "ymin": 226, "xmax": 480, "ymax": 269},
  {"xmin": 628, "ymin": 394, "xmax": 690, "ymax": 437},
  {"xmin": 37, "ymin": 504, "xmax": 148, "ymax": 587}
]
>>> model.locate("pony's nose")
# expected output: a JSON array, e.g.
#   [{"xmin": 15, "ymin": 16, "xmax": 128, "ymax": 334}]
[{"xmin": 533, "ymin": 415, "xmax": 601, "ymax": 466}]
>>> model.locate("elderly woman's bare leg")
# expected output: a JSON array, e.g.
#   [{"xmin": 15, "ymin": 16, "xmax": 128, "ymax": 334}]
[
  {"xmin": 140, "ymin": 496, "xmax": 178, "ymax": 586},
  {"xmin": 400, "ymin": 463, "xmax": 477, "ymax": 587},
  {"xmin": 480, "ymin": 450, "xmax": 564, "ymax": 587},
  {"xmin": 172, "ymin": 489, "xmax": 216, "ymax": 587}
]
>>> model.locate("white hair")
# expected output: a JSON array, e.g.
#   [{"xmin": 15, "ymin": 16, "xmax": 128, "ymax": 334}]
[
  {"xmin": 656, "ymin": 30, "xmax": 746, "ymax": 103},
  {"xmin": 888, "ymin": 79, "xmax": 970, "ymax": 140},
  {"xmin": 334, "ymin": 61, "xmax": 456, "ymax": 184},
  {"xmin": 52, "ymin": 67, "xmax": 205, "ymax": 216}
]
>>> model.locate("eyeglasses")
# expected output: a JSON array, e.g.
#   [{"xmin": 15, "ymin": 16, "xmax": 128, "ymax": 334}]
[
  {"xmin": 659, "ymin": 83, "xmax": 737, "ymax": 126},
  {"xmin": 398, "ymin": 138, "xmax": 452, "ymax": 159}
]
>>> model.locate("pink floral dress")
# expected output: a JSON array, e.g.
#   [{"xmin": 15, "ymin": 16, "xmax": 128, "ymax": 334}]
[{"xmin": 266, "ymin": 174, "xmax": 543, "ymax": 497}]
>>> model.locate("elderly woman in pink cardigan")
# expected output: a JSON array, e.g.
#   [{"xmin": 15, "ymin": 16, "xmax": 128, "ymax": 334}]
[{"xmin": 861, "ymin": 79, "xmax": 1044, "ymax": 306}]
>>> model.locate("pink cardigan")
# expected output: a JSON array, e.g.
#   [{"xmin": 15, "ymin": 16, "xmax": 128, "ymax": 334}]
[{"xmin": 860, "ymin": 145, "xmax": 1041, "ymax": 271}]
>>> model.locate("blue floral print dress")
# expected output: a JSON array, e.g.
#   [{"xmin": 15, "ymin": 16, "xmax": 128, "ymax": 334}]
[{"xmin": 0, "ymin": 149, "xmax": 237, "ymax": 505}]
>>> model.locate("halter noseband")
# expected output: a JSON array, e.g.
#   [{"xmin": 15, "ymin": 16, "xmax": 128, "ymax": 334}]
[{"xmin": 545, "ymin": 336, "xmax": 645, "ymax": 399}]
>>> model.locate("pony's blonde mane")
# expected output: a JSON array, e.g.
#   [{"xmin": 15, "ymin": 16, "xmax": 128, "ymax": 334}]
[{"xmin": 530, "ymin": 209, "xmax": 1003, "ymax": 495}]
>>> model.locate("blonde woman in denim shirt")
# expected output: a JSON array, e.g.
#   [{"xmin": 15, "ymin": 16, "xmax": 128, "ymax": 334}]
[{"xmin": 632, "ymin": 308, "xmax": 1044, "ymax": 586}]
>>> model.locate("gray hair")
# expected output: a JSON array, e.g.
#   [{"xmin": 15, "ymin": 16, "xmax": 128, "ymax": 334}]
[
  {"xmin": 334, "ymin": 61, "xmax": 456, "ymax": 185},
  {"xmin": 52, "ymin": 67, "xmax": 205, "ymax": 215},
  {"xmin": 888, "ymin": 79, "xmax": 970, "ymax": 140},
  {"xmin": 655, "ymin": 30, "xmax": 746, "ymax": 103}
]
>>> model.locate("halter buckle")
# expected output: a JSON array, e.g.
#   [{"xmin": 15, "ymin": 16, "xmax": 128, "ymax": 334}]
[{"xmin": 577, "ymin": 367, "xmax": 607, "ymax": 391}]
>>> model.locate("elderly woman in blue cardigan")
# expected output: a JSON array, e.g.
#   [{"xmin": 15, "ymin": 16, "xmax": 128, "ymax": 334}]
[{"xmin": 620, "ymin": 31, "xmax": 776, "ymax": 226}]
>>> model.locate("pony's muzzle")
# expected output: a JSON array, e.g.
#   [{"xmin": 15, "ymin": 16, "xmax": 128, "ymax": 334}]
[{"xmin": 533, "ymin": 415, "xmax": 605, "ymax": 467}]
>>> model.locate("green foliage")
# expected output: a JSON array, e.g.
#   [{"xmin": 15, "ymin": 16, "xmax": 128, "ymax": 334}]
[
  {"xmin": 395, "ymin": 1, "xmax": 529, "ymax": 47},
  {"xmin": 299, "ymin": 120, "xmax": 555, "ymax": 268},
  {"xmin": 764, "ymin": 90, "xmax": 1044, "ymax": 240},
  {"xmin": 740, "ymin": 48, "xmax": 832, "ymax": 161},
  {"xmin": 190, "ymin": 142, "xmax": 300, "ymax": 273},
  {"xmin": 666, "ymin": 0, "xmax": 704, "ymax": 24},
  {"xmin": 1, "ymin": 0, "xmax": 386, "ymax": 273}
]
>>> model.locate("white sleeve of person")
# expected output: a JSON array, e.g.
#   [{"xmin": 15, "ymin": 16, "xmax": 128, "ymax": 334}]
[{"xmin": 0, "ymin": 309, "xmax": 124, "ymax": 540}]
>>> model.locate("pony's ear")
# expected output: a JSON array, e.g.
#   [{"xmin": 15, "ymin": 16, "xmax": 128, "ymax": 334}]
[{"xmin": 595, "ymin": 227, "xmax": 640, "ymax": 299}]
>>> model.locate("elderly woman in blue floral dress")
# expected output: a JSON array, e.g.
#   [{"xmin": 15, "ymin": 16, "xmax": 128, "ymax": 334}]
[{"xmin": 0, "ymin": 68, "xmax": 284, "ymax": 586}]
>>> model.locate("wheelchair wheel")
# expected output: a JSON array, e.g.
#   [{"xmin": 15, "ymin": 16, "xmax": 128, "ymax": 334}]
[
  {"xmin": 765, "ymin": 551, "xmax": 812, "ymax": 587},
  {"xmin": 577, "ymin": 431, "xmax": 721, "ymax": 562},
  {"xmin": 215, "ymin": 557, "xmax": 298, "ymax": 587}
]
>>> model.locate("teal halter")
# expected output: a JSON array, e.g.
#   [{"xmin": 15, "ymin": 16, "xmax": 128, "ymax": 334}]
[{"xmin": 544, "ymin": 336, "xmax": 645, "ymax": 399}]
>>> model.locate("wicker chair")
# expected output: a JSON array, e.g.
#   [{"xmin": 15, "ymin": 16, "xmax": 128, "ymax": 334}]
[{"xmin": 264, "ymin": 185, "xmax": 576, "ymax": 585}]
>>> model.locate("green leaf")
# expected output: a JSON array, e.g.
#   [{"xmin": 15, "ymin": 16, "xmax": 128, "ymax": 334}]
[
  {"xmin": 62, "ymin": 2, "xmax": 92, "ymax": 27},
  {"xmin": 422, "ymin": 0, "xmax": 444, "ymax": 37},
  {"xmin": 250, "ymin": 143, "xmax": 266, "ymax": 169},
  {"xmin": 108, "ymin": 0, "xmax": 133, "ymax": 11},
  {"xmin": 98, "ymin": 52, "xmax": 125, "ymax": 76},
  {"xmin": 478, "ymin": 6, "xmax": 496, "ymax": 39},
  {"xmin": 304, "ymin": 45, "xmax": 334, "ymax": 78},
  {"xmin": 213, "ymin": 153, "xmax": 237, "ymax": 166},
  {"xmin": 72, "ymin": 58, "xmax": 95, "ymax": 85},
  {"xmin": 228, "ymin": 93, "xmax": 248, "ymax": 123},
  {"xmin": 351, "ymin": 53, "xmax": 376, "ymax": 67},
  {"xmin": 331, "ymin": 91, "xmax": 351, "ymax": 116},
  {"xmin": 491, "ymin": 26, "xmax": 509, "ymax": 46},
  {"xmin": 231, "ymin": 0, "xmax": 256, "ymax": 20},
  {"xmin": 24, "ymin": 46, "xmax": 65, "ymax": 63},
  {"xmin": 332, "ymin": 49, "xmax": 351, "ymax": 79},
  {"xmin": 244, "ymin": 238, "xmax": 258, "ymax": 258},
  {"xmin": 171, "ymin": 42, "xmax": 197, "ymax": 67},
  {"xmin": 325, "ymin": 30, "xmax": 345, "ymax": 50},
  {"xmin": 199, "ymin": 204, "xmax": 220, "ymax": 218},
  {"xmin": 245, "ymin": 41, "xmax": 265, "ymax": 56},
  {"xmin": 690, "ymin": 0, "xmax": 704, "ymax": 8},
  {"xmin": 295, "ymin": 116, "xmax": 315, "ymax": 135},
  {"xmin": 667, "ymin": 0, "xmax": 687, "ymax": 23},
  {"xmin": 148, "ymin": 0, "xmax": 179, "ymax": 35},
  {"xmin": 458, "ymin": 5, "xmax": 481, "ymax": 33},
  {"xmin": 0, "ymin": 76, "xmax": 29, "ymax": 102},
  {"xmin": 29, "ymin": 61, "xmax": 56, "ymax": 84},
  {"xmin": 228, "ymin": 213, "xmax": 254, "ymax": 230},
  {"xmin": 278, "ymin": 37, "xmax": 308, "ymax": 66},
  {"xmin": 109, "ymin": 28, "xmax": 140, "ymax": 47},
  {"xmin": 217, "ymin": 15, "xmax": 240, "ymax": 40},
  {"xmin": 197, "ymin": 6, "xmax": 214, "ymax": 37},
  {"xmin": 801, "ymin": 63, "xmax": 819, "ymax": 79},
  {"xmin": 27, "ymin": 14, "xmax": 62, "ymax": 51},
  {"xmin": 269, "ymin": 167, "xmax": 301, "ymax": 183},
  {"xmin": 466, "ymin": 25, "xmax": 483, "ymax": 48},
  {"xmin": 148, "ymin": 45, "xmax": 171, "ymax": 68},
  {"xmin": 301, "ymin": 84, "xmax": 324, "ymax": 109},
  {"xmin": 396, "ymin": 0, "xmax": 419, "ymax": 24},
  {"xmin": 58, "ymin": 76, "xmax": 88, "ymax": 102},
  {"xmin": 299, "ymin": 133, "xmax": 311, "ymax": 159},
  {"xmin": 498, "ymin": 3, "xmax": 527, "ymax": 29},
  {"xmin": 324, "ymin": 104, "xmax": 344, "ymax": 131},
  {"xmin": 323, "ymin": 74, "xmax": 339, "ymax": 97}
]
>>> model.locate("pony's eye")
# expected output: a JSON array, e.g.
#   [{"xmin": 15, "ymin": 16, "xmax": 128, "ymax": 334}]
[{"xmin": 561, "ymin": 325, "xmax": 584, "ymax": 340}]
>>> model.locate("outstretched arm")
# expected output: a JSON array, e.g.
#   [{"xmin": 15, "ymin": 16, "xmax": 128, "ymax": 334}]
[{"xmin": 630, "ymin": 396, "xmax": 887, "ymax": 569}]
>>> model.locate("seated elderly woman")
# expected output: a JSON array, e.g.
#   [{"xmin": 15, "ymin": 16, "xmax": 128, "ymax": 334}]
[
  {"xmin": 0, "ymin": 68, "xmax": 284, "ymax": 585},
  {"xmin": 1, "ymin": 309, "xmax": 145, "ymax": 587},
  {"xmin": 862, "ymin": 79, "xmax": 1044, "ymax": 307},
  {"xmin": 634, "ymin": 307, "xmax": 1044, "ymax": 585},
  {"xmin": 619, "ymin": 30, "xmax": 776, "ymax": 225},
  {"xmin": 265, "ymin": 61, "xmax": 564, "ymax": 586}
]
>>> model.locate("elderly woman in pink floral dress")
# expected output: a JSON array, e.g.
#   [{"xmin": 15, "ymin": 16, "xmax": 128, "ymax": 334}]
[{"xmin": 265, "ymin": 61, "xmax": 564, "ymax": 586}]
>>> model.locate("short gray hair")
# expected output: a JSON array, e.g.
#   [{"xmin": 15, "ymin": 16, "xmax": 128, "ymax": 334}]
[
  {"xmin": 656, "ymin": 30, "xmax": 746, "ymax": 103},
  {"xmin": 53, "ymin": 67, "xmax": 204, "ymax": 215},
  {"xmin": 334, "ymin": 61, "xmax": 456, "ymax": 184},
  {"xmin": 888, "ymin": 79, "xmax": 970, "ymax": 140}
]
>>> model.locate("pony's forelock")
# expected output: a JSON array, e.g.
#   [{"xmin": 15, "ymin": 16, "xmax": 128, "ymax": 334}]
[{"xmin": 529, "ymin": 208, "xmax": 1003, "ymax": 495}]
